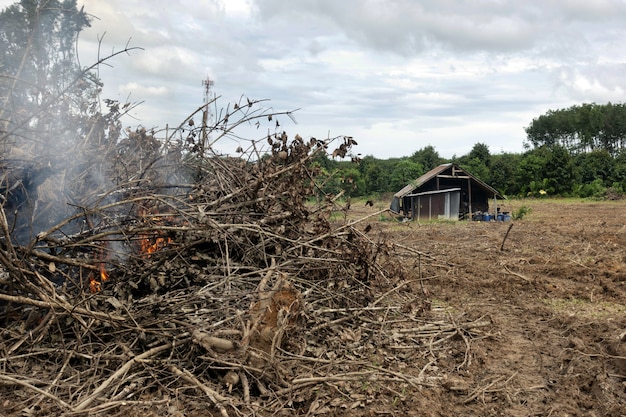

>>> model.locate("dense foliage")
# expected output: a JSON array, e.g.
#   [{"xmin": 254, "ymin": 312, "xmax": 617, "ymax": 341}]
[
  {"xmin": 318, "ymin": 121, "xmax": 626, "ymax": 200},
  {"xmin": 525, "ymin": 102, "xmax": 626, "ymax": 156},
  {"xmin": 0, "ymin": 0, "xmax": 99, "ymax": 149}
]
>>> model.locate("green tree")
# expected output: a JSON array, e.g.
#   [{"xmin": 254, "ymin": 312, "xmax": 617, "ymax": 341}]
[
  {"xmin": 460, "ymin": 158, "xmax": 490, "ymax": 184},
  {"xmin": 410, "ymin": 145, "xmax": 444, "ymax": 171},
  {"xmin": 525, "ymin": 103, "xmax": 626, "ymax": 156},
  {"xmin": 359, "ymin": 155, "xmax": 393, "ymax": 195},
  {"xmin": 467, "ymin": 142, "xmax": 491, "ymax": 166},
  {"xmin": 490, "ymin": 153, "xmax": 521, "ymax": 195},
  {"xmin": 451, "ymin": 143, "xmax": 491, "ymax": 185},
  {"xmin": 337, "ymin": 166, "xmax": 365, "ymax": 197},
  {"xmin": 515, "ymin": 146, "xmax": 574, "ymax": 196},
  {"xmin": 311, "ymin": 160, "xmax": 341, "ymax": 196},
  {"xmin": 515, "ymin": 149, "xmax": 548, "ymax": 195},
  {"xmin": 389, "ymin": 159, "xmax": 424, "ymax": 191},
  {"xmin": 543, "ymin": 145, "xmax": 575, "ymax": 195},
  {"xmin": 0, "ymin": 0, "xmax": 97, "ymax": 152},
  {"xmin": 573, "ymin": 150, "xmax": 615, "ymax": 186},
  {"xmin": 613, "ymin": 151, "xmax": 626, "ymax": 188},
  {"xmin": 312, "ymin": 152, "xmax": 336, "ymax": 172}
]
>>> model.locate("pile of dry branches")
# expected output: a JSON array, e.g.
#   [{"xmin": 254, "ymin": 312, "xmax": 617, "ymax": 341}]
[{"xmin": 0, "ymin": 99, "xmax": 488, "ymax": 416}]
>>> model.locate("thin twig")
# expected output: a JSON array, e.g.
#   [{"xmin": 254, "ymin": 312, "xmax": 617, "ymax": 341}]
[
  {"xmin": 169, "ymin": 365, "xmax": 232, "ymax": 417},
  {"xmin": 0, "ymin": 374, "xmax": 72, "ymax": 410},
  {"xmin": 73, "ymin": 341, "xmax": 182, "ymax": 411},
  {"xmin": 503, "ymin": 265, "xmax": 532, "ymax": 282}
]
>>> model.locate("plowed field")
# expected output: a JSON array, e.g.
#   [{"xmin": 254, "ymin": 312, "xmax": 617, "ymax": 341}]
[{"xmin": 356, "ymin": 198, "xmax": 626, "ymax": 416}]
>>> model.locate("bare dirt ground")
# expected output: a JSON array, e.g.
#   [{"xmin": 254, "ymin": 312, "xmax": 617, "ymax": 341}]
[{"xmin": 357, "ymin": 198, "xmax": 626, "ymax": 416}]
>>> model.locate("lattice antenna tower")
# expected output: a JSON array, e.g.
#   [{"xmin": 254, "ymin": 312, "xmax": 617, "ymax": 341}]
[{"xmin": 201, "ymin": 76, "xmax": 214, "ymax": 143}]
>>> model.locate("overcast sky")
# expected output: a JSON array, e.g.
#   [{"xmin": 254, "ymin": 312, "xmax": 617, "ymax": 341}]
[{"xmin": 4, "ymin": 0, "xmax": 626, "ymax": 159}]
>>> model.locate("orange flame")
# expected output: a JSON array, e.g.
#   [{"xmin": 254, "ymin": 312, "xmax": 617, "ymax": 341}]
[
  {"xmin": 138, "ymin": 207, "xmax": 176, "ymax": 257},
  {"xmin": 89, "ymin": 273, "xmax": 102, "ymax": 293},
  {"xmin": 89, "ymin": 249, "xmax": 110, "ymax": 293},
  {"xmin": 100, "ymin": 263, "xmax": 109, "ymax": 282},
  {"xmin": 140, "ymin": 235, "xmax": 173, "ymax": 256}
]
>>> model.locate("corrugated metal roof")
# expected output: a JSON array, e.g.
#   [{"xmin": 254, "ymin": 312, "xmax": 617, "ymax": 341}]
[
  {"xmin": 406, "ymin": 187, "xmax": 461, "ymax": 197},
  {"xmin": 393, "ymin": 163, "xmax": 452, "ymax": 198}
]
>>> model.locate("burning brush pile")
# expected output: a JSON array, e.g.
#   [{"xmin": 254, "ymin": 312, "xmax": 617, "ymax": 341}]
[{"xmin": 0, "ymin": 102, "xmax": 483, "ymax": 416}]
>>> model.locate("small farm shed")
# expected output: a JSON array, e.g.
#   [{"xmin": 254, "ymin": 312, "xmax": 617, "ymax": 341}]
[{"xmin": 390, "ymin": 163, "xmax": 504, "ymax": 220}]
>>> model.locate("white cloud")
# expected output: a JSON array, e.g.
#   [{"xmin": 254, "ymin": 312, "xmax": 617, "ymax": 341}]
[
  {"xmin": 119, "ymin": 83, "xmax": 170, "ymax": 97},
  {"xmin": 2, "ymin": 0, "xmax": 626, "ymax": 158},
  {"xmin": 218, "ymin": 0, "xmax": 252, "ymax": 17},
  {"xmin": 559, "ymin": 67, "xmax": 626, "ymax": 102}
]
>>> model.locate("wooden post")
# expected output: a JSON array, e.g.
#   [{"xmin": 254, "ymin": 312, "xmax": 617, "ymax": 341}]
[
  {"xmin": 494, "ymin": 194, "xmax": 497, "ymax": 217},
  {"xmin": 467, "ymin": 178, "xmax": 473, "ymax": 216}
]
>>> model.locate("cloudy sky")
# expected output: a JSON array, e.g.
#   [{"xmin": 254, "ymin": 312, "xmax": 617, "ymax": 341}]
[{"xmin": 4, "ymin": 0, "xmax": 626, "ymax": 159}]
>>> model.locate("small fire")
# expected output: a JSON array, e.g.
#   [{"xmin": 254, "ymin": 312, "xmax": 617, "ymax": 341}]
[
  {"xmin": 87, "ymin": 206, "xmax": 179, "ymax": 293},
  {"xmin": 89, "ymin": 274, "xmax": 101, "ymax": 293},
  {"xmin": 89, "ymin": 250, "xmax": 110, "ymax": 293},
  {"xmin": 138, "ymin": 207, "xmax": 176, "ymax": 257},
  {"xmin": 100, "ymin": 263, "xmax": 109, "ymax": 282},
  {"xmin": 140, "ymin": 234, "xmax": 173, "ymax": 256}
]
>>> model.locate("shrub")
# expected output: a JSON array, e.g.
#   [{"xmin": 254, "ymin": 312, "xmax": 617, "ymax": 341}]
[
  {"xmin": 574, "ymin": 178, "xmax": 606, "ymax": 199},
  {"xmin": 512, "ymin": 205, "xmax": 532, "ymax": 220}
]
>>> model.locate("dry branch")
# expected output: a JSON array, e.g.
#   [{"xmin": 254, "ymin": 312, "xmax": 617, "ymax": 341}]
[
  {"xmin": 500, "ymin": 223, "xmax": 514, "ymax": 251},
  {"xmin": 192, "ymin": 329, "xmax": 238, "ymax": 353},
  {"xmin": 503, "ymin": 265, "xmax": 532, "ymax": 282},
  {"xmin": 0, "ymin": 373, "xmax": 72, "ymax": 410},
  {"xmin": 0, "ymin": 292, "xmax": 125, "ymax": 322},
  {"xmin": 73, "ymin": 341, "xmax": 181, "ymax": 412},
  {"xmin": 169, "ymin": 365, "xmax": 232, "ymax": 417}
]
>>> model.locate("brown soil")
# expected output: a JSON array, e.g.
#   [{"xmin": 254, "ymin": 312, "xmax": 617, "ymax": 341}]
[{"xmin": 358, "ymin": 198, "xmax": 626, "ymax": 416}]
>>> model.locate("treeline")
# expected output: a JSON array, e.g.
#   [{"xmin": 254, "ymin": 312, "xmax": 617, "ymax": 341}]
[
  {"xmin": 525, "ymin": 102, "xmax": 626, "ymax": 156},
  {"xmin": 315, "ymin": 103, "xmax": 626, "ymax": 199}
]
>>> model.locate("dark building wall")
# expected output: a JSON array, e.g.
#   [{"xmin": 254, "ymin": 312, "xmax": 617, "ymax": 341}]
[
  {"xmin": 419, "ymin": 177, "xmax": 490, "ymax": 213},
  {"xmin": 408, "ymin": 190, "xmax": 461, "ymax": 220},
  {"xmin": 416, "ymin": 193, "xmax": 446, "ymax": 219}
]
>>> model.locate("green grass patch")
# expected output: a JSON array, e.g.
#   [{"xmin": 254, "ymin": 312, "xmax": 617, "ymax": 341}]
[{"xmin": 541, "ymin": 297, "xmax": 626, "ymax": 318}]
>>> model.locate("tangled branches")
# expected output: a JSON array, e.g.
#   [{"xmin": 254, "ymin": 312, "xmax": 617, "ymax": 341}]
[{"xmin": 0, "ymin": 95, "xmax": 481, "ymax": 416}]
